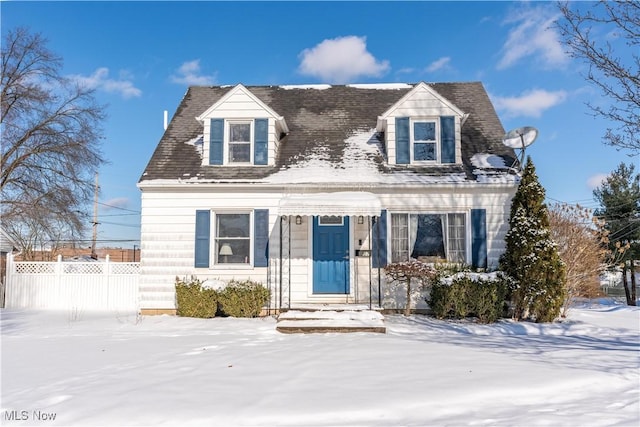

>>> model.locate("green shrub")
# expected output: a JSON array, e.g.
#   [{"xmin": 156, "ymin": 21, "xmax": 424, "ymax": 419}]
[
  {"xmin": 217, "ymin": 279, "xmax": 270, "ymax": 318},
  {"xmin": 175, "ymin": 276, "xmax": 218, "ymax": 318},
  {"xmin": 427, "ymin": 274, "xmax": 508, "ymax": 323}
]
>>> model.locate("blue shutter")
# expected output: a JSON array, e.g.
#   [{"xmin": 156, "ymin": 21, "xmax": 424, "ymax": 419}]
[
  {"xmin": 372, "ymin": 209, "xmax": 388, "ymax": 268},
  {"xmin": 395, "ymin": 117, "xmax": 410, "ymax": 164},
  {"xmin": 254, "ymin": 119, "xmax": 268, "ymax": 165},
  {"xmin": 471, "ymin": 209, "xmax": 487, "ymax": 269},
  {"xmin": 195, "ymin": 210, "xmax": 211, "ymax": 268},
  {"xmin": 254, "ymin": 209, "xmax": 269, "ymax": 267},
  {"xmin": 209, "ymin": 119, "xmax": 223, "ymax": 165},
  {"xmin": 440, "ymin": 116, "xmax": 455, "ymax": 164}
]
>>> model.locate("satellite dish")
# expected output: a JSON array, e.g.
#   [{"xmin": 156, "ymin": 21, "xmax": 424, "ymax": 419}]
[{"xmin": 502, "ymin": 126, "xmax": 538, "ymax": 170}]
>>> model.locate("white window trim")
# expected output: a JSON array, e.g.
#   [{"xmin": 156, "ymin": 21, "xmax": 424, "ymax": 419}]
[
  {"xmin": 388, "ymin": 211, "xmax": 469, "ymax": 263},
  {"xmin": 318, "ymin": 216, "xmax": 345, "ymax": 226},
  {"xmin": 410, "ymin": 117, "xmax": 439, "ymax": 164},
  {"xmin": 224, "ymin": 120, "xmax": 254, "ymax": 166},
  {"xmin": 211, "ymin": 210, "xmax": 254, "ymax": 268}
]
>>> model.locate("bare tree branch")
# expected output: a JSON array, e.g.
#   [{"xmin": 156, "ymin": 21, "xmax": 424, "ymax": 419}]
[
  {"xmin": 1, "ymin": 27, "xmax": 107, "ymax": 252},
  {"xmin": 557, "ymin": 1, "xmax": 640, "ymax": 152}
]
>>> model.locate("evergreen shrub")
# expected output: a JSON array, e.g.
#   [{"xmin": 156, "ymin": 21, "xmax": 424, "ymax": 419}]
[
  {"xmin": 175, "ymin": 276, "xmax": 218, "ymax": 318},
  {"xmin": 499, "ymin": 157, "xmax": 566, "ymax": 322},
  {"xmin": 428, "ymin": 274, "xmax": 508, "ymax": 323},
  {"xmin": 217, "ymin": 279, "xmax": 270, "ymax": 318}
]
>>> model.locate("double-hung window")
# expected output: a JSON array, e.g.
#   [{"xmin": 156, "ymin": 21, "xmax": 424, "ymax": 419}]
[
  {"xmin": 215, "ymin": 213, "xmax": 251, "ymax": 265},
  {"xmin": 413, "ymin": 120, "xmax": 437, "ymax": 162},
  {"xmin": 228, "ymin": 121, "xmax": 252, "ymax": 163},
  {"xmin": 195, "ymin": 209, "xmax": 269, "ymax": 268},
  {"xmin": 390, "ymin": 213, "xmax": 466, "ymax": 263}
]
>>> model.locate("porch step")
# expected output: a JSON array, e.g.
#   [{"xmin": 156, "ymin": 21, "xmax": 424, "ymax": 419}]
[
  {"xmin": 288, "ymin": 303, "xmax": 383, "ymax": 312},
  {"xmin": 276, "ymin": 308, "xmax": 386, "ymax": 334}
]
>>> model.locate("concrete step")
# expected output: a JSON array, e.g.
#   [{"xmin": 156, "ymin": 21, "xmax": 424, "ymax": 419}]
[
  {"xmin": 288, "ymin": 303, "xmax": 383, "ymax": 312},
  {"xmin": 276, "ymin": 308, "xmax": 386, "ymax": 334}
]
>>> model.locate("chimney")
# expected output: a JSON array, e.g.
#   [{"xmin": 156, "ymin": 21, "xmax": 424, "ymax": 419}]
[{"xmin": 163, "ymin": 110, "xmax": 168, "ymax": 130}]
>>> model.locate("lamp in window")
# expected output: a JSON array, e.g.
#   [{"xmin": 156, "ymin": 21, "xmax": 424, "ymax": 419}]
[
  {"xmin": 219, "ymin": 243, "xmax": 233, "ymax": 263},
  {"xmin": 295, "ymin": 215, "xmax": 302, "ymax": 225}
]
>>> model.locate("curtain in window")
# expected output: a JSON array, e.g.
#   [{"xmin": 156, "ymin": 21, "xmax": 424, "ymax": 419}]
[
  {"xmin": 391, "ymin": 214, "xmax": 409, "ymax": 262},
  {"xmin": 440, "ymin": 214, "xmax": 447, "ymax": 258},
  {"xmin": 409, "ymin": 214, "xmax": 418, "ymax": 257},
  {"xmin": 447, "ymin": 213, "xmax": 465, "ymax": 263}
]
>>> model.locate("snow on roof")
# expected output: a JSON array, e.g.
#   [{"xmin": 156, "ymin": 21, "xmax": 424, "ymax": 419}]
[
  {"xmin": 264, "ymin": 129, "xmax": 382, "ymax": 185},
  {"xmin": 470, "ymin": 153, "xmax": 507, "ymax": 168},
  {"xmin": 279, "ymin": 84, "xmax": 332, "ymax": 90},
  {"xmin": 151, "ymin": 129, "xmax": 519, "ymax": 187},
  {"xmin": 346, "ymin": 83, "xmax": 413, "ymax": 90}
]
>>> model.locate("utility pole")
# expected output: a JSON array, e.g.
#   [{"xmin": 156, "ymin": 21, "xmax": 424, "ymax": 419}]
[{"xmin": 91, "ymin": 172, "xmax": 99, "ymax": 259}]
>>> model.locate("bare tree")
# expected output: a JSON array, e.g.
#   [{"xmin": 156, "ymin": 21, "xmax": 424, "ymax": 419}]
[
  {"xmin": 557, "ymin": 1, "xmax": 640, "ymax": 152},
  {"xmin": 384, "ymin": 259, "xmax": 436, "ymax": 316},
  {"xmin": 593, "ymin": 162, "xmax": 640, "ymax": 306},
  {"xmin": 549, "ymin": 203, "xmax": 628, "ymax": 316},
  {"xmin": 1, "ymin": 27, "xmax": 106, "ymax": 252}
]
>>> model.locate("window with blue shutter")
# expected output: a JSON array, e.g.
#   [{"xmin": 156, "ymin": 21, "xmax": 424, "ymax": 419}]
[
  {"xmin": 440, "ymin": 116, "xmax": 455, "ymax": 164},
  {"xmin": 254, "ymin": 119, "xmax": 268, "ymax": 165},
  {"xmin": 372, "ymin": 210, "xmax": 388, "ymax": 268},
  {"xmin": 209, "ymin": 119, "xmax": 224, "ymax": 165},
  {"xmin": 471, "ymin": 209, "xmax": 487, "ymax": 269},
  {"xmin": 195, "ymin": 210, "xmax": 211, "ymax": 268},
  {"xmin": 395, "ymin": 117, "xmax": 410, "ymax": 164},
  {"xmin": 254, "ymin": 209, "xmax": 269, "ymax": 267}
]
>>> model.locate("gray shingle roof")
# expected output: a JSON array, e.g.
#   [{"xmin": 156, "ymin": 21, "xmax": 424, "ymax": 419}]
[{"xmin": 139, "ymin": 82, "xmax": 517, "ymax": 184}]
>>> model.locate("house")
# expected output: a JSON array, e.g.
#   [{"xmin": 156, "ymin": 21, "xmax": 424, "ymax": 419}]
[{"xmin": 137, "ymin": 82, "xmax": 519, "ymax": 315}]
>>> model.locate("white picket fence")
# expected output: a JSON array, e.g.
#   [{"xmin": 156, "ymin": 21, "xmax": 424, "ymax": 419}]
[{"xmin": 4, "ymin": 253, "xmax": 140, "ymax": 311}]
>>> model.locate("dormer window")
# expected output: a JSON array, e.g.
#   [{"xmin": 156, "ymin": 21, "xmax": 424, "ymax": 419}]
[
  {"xmin": 208, "ymin": 118, "xmax": 268, "ymax": 166},
  {"xmin": 228, "ymin": 121, "xmax": 252, "ymax": 163},
  {"xmin": 395, "ymin": 116, "xmax": 456, "ymax": 165},
  {"xmin": 196, "ymin": 84, "xmax": 289, "ymax": 168},
  {"xmin": 413, "ymin": 120, "xmax": 437, "ymax": 162}
]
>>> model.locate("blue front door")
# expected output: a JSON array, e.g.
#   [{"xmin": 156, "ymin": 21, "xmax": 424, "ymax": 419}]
[{"xmin": 313, "ymin": 216, "xmax": 349, "ymax": 294}]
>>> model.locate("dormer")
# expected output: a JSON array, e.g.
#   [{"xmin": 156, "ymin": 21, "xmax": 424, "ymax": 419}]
[
  {"xmin": 196, "ymin": 84, "xmax": 289, "ymax": 167},
  {"xmin": 376, "ymin": 82, "xmax": 466, "ymax": 165}
]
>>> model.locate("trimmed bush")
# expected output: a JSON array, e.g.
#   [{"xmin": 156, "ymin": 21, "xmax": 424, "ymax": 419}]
[
  {"xmin": 175, "ymin": 276, "xmax": 218, "ymax": 318},
  {"xmin": 428, "ymin": 274, "xmax": 508, "ymax": 323},
  {"xmin": 217, "ymin": 279, "xmax": 270, "ymax": 318}
]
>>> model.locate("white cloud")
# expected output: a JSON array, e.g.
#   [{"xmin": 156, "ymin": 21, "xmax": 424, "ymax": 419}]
[
  {"xmin": 491, "ymin": 88, "xmax": 568, "ymax": 118},
  {"xmin": 497, "ymin": 5, "xmax": 568, "ymax": 70},
  {"xmin": 71, "ymin": 68, "xmax": 141, "ymax": 99},
  {"xmin": 587, "ymin": 173, "xmax": 608, "ymax": 190},
  {"xmin": 171, "ymin": 60, "xmax": 216, "ymax": 86},
  {"xmin": 425, "ymin": 57, "xmax": 452, "ymax": 73},
  {"xmin": 298, "ymin": 36, "xmax": 390, "ymax": 84}
]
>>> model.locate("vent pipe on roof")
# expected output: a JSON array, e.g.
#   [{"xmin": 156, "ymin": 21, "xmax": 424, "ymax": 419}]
[{"xmin": 163, "ymin": 110, "xmax": 168, "ymax": 130}]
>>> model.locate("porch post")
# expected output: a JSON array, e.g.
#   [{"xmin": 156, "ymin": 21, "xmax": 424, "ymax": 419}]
[
  {"xmin": 376, "ymin": 216, "xmax": 381, "ymax": 308},
  {"xmin": 368, "ymin": 216, "xmax": 372, "ymax": 310},
  {"xmin": 288, "ymin": 215, "xmax": 292, "ymax": 309},
  {"xmin": 279, "ymin": 215, "xmax": 283, "ymax": 311}
]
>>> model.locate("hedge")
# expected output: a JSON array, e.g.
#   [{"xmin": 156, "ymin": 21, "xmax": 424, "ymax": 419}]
[{"xmin": 427, "ymin": 274, "xmax": 508, "ymax": 323}]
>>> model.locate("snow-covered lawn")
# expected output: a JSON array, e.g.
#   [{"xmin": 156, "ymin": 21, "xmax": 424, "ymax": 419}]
[{"xmin": 1, "ymin": 299, "xmax": 638, "ymax": 427}]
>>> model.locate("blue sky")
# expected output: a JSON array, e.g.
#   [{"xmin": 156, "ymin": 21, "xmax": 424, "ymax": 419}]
[{"xmin": 2, "ymin": 0, "xmax": 636, "ymax": 247}]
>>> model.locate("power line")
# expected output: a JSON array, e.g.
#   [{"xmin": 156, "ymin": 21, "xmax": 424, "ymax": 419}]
[{"xmin": 97, "ymin": 201, "xmax": 140, "ymax": 213}]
